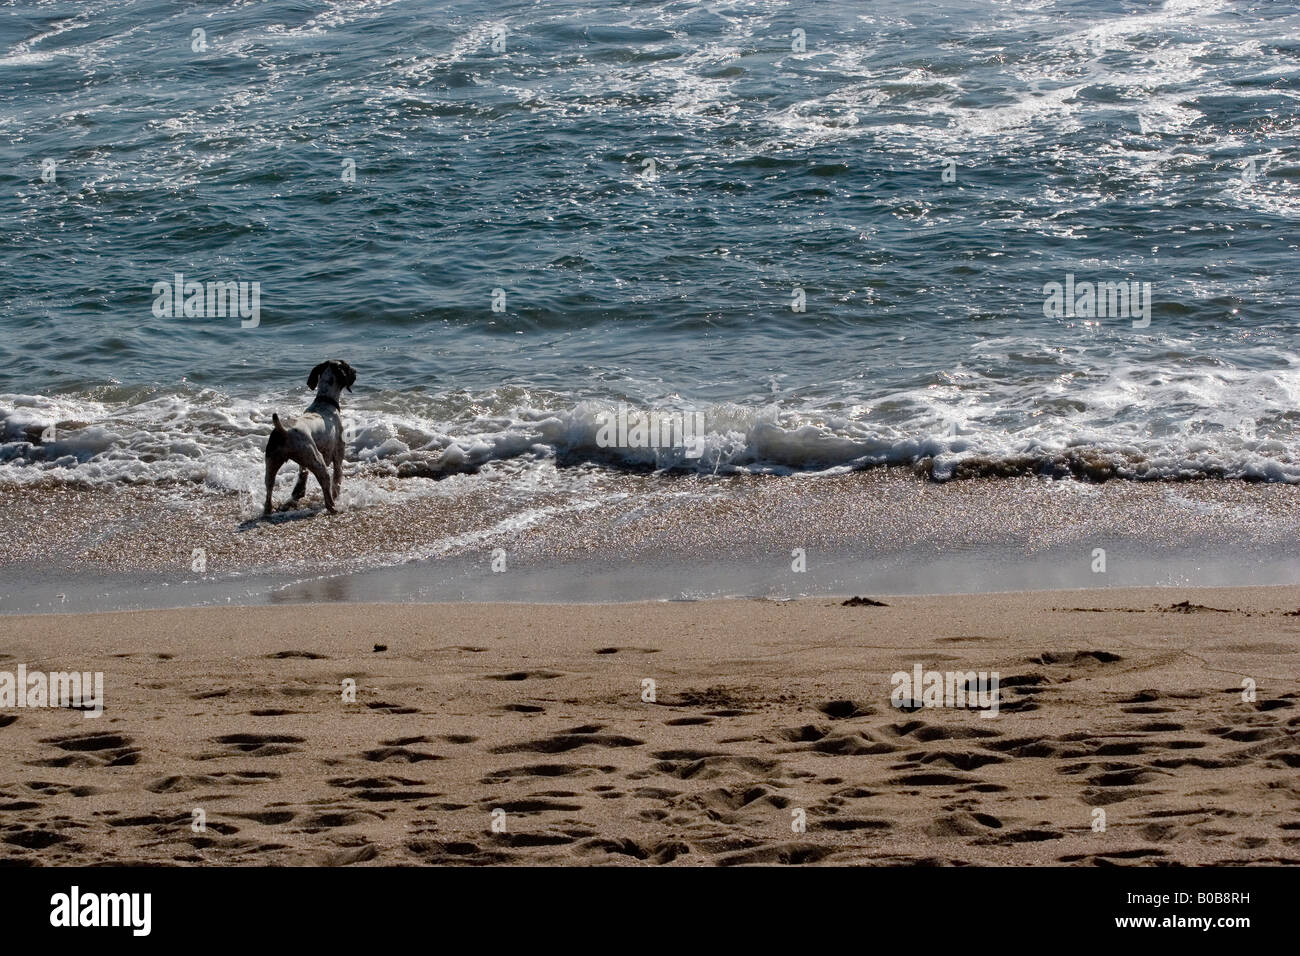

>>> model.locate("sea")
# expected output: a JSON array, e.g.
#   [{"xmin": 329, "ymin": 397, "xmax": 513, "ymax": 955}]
[{"xmin": 2, "ymin": 0, "xmax": 1300, "ymax": 610}]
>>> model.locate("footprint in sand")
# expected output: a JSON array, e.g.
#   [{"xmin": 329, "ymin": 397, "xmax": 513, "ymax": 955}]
[
  {"xmin": 366, "ymin": 701, "xmax": 420, "ymax": 715},
  {"xmin": 577, "ymin": 837, "xmax": 689, "ymax": 864},
  {"xmin": 147, "ymin": 770, "xmax": 278, "ymax": 792},
  {"xmin": 404, "ymin": 839, "xmax": 512, "ymax": 865},
  {"xmin": 194, "ymin": 733, "xmax": 305, "ymax": 760},
  {"xmin": 328, "ymin": 775, "xmax": 440, "ymax": 802},
  {"xmin": 317, "ymin": 843, "xmax": 379, "ymax": 866},
  {"xmin": 489, "ymin": 726, "xmax": 643, "ymax": 755},
  {"xmin": 360, "ymin": 746, "xmax": 441, "ymax": 763},
  {"xmin": 481, "ymin": 763, "xmax": 615, "ymax": 781},
  {"xmin": 484, "ymin": 670, "xmax": 565, "ymax": 681},
  {"xmin": 31, "ymin": 732, "xmax": 141, "ymax": 768},
  {"xmin": 716, "ymin": 843, "xmax": 832, "ymax": 866},
  {"xmin": 817, "ymin": 700, "xmax": 872, "ymax": 719}
]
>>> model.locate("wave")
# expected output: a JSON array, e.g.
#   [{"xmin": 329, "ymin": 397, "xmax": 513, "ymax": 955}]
[{"xmin": 3, "ymin": 386, "xmax": 1299, "ymax": 503}]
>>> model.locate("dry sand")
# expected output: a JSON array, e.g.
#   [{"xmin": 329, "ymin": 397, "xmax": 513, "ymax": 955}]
[{"xmin": 2, "ymin": 587, "xmax": 1298, "ymax": 866}]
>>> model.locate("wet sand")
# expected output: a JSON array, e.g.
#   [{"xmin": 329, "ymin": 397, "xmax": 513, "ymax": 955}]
[
  {"xmin": 3, "ymin": 471, "xmax": 1300, "ymax": 612},
  {"xmin": 2, "ymin": 587, "xmax": 1297, "ymax": 866}
]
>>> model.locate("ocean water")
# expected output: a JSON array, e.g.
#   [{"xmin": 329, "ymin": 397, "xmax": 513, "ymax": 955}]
[{"xmin": 3, "ymin": 0, "xmax": 1300, "ymax": 507}]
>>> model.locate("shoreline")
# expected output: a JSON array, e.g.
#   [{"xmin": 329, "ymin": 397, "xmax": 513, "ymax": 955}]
[
  {"xmin": 3, "ymin": 587, "xmax": 1297, "ymax": 866},
  {"xmin": 4, "ymin": 470, "xmax": 1300, "ymax": 614},
  {"xmin": 6, "ymin": 577, "xmax": 1300, "ymax": 616},
  {"xmin": 5, "ymin": 547, "xmax": 1299, "ymax": 615}
]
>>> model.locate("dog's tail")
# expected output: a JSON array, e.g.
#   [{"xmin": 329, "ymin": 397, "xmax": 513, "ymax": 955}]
[{"xmin": 271, "ymin": 413, "xmax": 286, "ymax": 433}]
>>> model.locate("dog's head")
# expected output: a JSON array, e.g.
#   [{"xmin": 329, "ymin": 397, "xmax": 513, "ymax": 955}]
[{"xmin": 307, "ymin": 359, "xmax": 357, "ymax": 395}]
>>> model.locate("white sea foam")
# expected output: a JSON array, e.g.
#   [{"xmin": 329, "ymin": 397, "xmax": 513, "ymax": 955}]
[{"xmin": 4, "ymin": 365, "xmax": 1300, "ymax": 502}]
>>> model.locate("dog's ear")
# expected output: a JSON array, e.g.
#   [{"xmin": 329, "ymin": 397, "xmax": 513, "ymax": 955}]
[
  {"xmin": 307, "ymin": 362, "xmax": 329, "ymax": 390},
  {"xmin": 336, "ymin": 361, "xmax": 357, "ymax": 392}
]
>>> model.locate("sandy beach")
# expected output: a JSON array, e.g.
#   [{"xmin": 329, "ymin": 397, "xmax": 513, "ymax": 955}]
[{"xmin": 2, "ymin": 586, "xmax": 1297, "ymax": 866}]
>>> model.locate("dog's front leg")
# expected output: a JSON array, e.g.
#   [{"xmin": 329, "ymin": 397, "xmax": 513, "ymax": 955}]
[{"xmin": 331, "ymin": 448, "xmax": 343, "ymax": 500}]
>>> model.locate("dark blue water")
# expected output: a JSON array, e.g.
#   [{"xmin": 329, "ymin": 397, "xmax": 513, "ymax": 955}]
[{"xmin": 3, "ymin": 0, "xmax": 1300, "ymax": 491}]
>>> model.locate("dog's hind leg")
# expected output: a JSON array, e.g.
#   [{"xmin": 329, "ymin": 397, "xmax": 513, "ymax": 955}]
[
  {"xmin": 296, "ymin": 445, "xmax": 336, "ymax": 513},
  {"xmin": 331, "ymin": 447, "xmax": 343, "ymax": 500},
  {"xmin": 264, "ymin": 413, "xmax": 289, "ymax": 517},
  {"xmin": 263, "ymin": 456, "xmax": 284, "ymax": 516}
]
